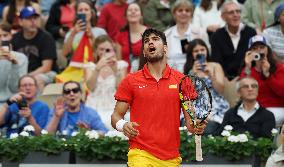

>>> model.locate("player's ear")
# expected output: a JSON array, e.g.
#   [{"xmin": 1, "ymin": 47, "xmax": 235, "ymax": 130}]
[{"xmin": 163, "ymin": 45, "xmax": 167, "ymax": 55}]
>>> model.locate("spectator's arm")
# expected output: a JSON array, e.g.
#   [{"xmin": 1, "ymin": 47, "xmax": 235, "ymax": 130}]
[
  {"xmin": 27, "ymin": 115, "xmax": 42, "ymax": 135},
  {"xmin": 62, "ymin": 30, "xmax": 76, "ymax": 57},
  {"xmin": 29, "ymin": 59, "xmax": 53, "ymax": 76},
  {"xmin": 2, "ymin": 6, "xmax": 9, "ymax": 22},
  {"xmin": 0, "ymin": 104, "xmax": 9, "ymax": 126},
  {"xmin": 260, "ymin": 111, "xmax": 275, "ymax": 138},
  {"xmin": 211, "ymin": 63, "xmax": 225, "ymax": 95}
]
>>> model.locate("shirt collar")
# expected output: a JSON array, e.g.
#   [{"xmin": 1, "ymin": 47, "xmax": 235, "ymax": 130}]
[
  {"xmin": 226, "ymin": 22, "xmax": 244, "ymax": 37},
  {"xmin": 142, "ymin": 63, "xmax": 171, "ymax": 79},
  {"xmin": 239, "ymin": 102, "xmax": 260, "ymax": 112}
]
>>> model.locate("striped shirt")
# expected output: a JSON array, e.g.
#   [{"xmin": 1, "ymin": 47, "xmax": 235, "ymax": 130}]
[{"xmin": 263, "ymin": 25, "xmax": 284, "ymax": 60}]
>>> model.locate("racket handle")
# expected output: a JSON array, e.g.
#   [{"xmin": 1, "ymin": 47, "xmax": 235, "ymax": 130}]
[{"xmin": 195, "ymin": 134, "xmax": 203, "ymax": 161}]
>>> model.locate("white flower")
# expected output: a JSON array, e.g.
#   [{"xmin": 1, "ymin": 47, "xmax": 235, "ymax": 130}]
[
  {"xmin": 41, "ymin": 129, "xmax": 48, "ymax": 135},
  {"xmin": 85, "ymin": 130, "xmax": 99, "ymax": 139},
  {"xmin": 105, "ymin": 130, "xmax": 128, "ymax": 140},
  {"xmin": 61, "ymin": 138, "xmax": 66, "ymax": 141},
  {"xmin": 221, "ymin": 130, "xmax": 231, "ymax": 137},
  {"xmin": 71, "ymin": 131, "xmax": 79, "ymax": 137},
  {"xmin": 224, "ymin": 125, "xmax": 233, "ymax": 131},
  {"xmin": 271, "ymin": 128, "xmax": 278, "ymax": 135},
  {"xmin": 62, "ymin": 130, "xmax": 68, "ymax": 136},
  {"xmin": 228, "ymin": 135, "xmax": 239, "ymax": 143},
  {"xmin": 237, "ymin": 134, "xmax": 248, "ymax": 142},
  {"xmin": 23, "ymin": 125, "xmax": 35, "ymax": 132},
  {"xmin": 20, "ymin": 131, "xmax": 29, "ymax": 137},
  {"xmin": 179, "ymin": 126, "xmax": 187, "ymax": 131},
  {"xmin": 208, "ymin": 135, "xmax": 214, "ymax": 139},
  {"xmin": 10, "ymin": 133, "xmax": 19, "ymax": 139}
]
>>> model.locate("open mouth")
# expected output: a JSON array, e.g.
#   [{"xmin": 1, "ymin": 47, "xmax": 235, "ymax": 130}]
[{"xmin": 149, "ymin": 47, "xmax": 156, "ymax": 53}]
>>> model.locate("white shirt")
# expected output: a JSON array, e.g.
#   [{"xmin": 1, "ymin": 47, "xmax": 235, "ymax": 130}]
[
  {"xmin": 226, "ymin": 23, "xmax": 244, "ymax": 50},
  {"xmin": 237, "ymin": 102, "xmax": 260, "ymax": 122}
]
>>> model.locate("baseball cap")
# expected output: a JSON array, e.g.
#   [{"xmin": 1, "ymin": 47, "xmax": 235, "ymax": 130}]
[
  {"xmin": 248, "ymin": 35, "xmax": 267, "ymax": 49},
  {"xmin": 19, "ymin": 6, "xmax": 39, "ymax": 19}
]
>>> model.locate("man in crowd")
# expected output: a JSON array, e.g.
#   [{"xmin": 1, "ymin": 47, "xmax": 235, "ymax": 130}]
[{"xmin": 11, "ymin": 6, "xmax": 58, "ymax": 92}]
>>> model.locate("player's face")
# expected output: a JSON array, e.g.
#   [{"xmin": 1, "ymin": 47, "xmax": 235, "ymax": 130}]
[
  {"xmin": 143, "ymin": 33, "xmax": 166, "ymax": 63},
  {"xmin": 238, "ymin": 78, "xmax": 259, "ymax": 102}
]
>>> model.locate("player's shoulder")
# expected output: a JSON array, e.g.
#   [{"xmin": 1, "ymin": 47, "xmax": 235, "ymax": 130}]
[{"xmin": 170, "ymin": 68, "xmax": 185, "ymax": 79}]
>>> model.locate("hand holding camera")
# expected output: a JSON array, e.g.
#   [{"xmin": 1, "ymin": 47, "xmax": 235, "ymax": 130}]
[{"xmin": 0, "ymin": 41, "xmax": 17, "ymax": 64}]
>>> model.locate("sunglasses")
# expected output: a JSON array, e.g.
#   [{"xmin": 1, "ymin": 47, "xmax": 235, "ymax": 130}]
[{"xmin": 63, "ymin": 87, "xmax": 81, "ymax": 95}]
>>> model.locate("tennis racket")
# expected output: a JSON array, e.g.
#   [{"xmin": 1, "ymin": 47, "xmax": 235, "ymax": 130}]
[{"xmin": 179, "ymin": 74, "xmax": 212, "ymax": 161}]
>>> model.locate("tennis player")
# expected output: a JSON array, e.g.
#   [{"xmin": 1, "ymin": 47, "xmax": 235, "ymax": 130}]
[{"xmin": 111, "ymin": 28, "xmax": 207, "ymax": 167}]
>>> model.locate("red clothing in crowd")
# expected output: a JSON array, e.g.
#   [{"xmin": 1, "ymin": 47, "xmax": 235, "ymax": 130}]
[
  {"xmin": 97, "ymin": 3, "xmax": 128, "ymax": 40},
  {"xmin": 115, "ymin": 30, "xmax": 142, "ymax": 71},
  {"xmin": 115, "ymin": 65, "xmax": 194, "ymax": 160},
  {"xmin": 240, "ymin": 63, "xmax": 284, "ymax": 107}
]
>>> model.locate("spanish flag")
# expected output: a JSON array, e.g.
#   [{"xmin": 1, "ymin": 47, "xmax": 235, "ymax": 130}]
[{"xmin": 55, "ymin": 33, "xmax": 94, "ymax": 83}]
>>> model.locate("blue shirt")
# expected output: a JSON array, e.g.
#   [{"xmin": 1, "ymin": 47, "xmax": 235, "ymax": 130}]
[
  {"xmin": 3, "ymin": 101, "xmax": 50, "ymax": 136},
  {"xmin": 48, "ymin": 104, "xmax": 108, "ymax": 135}
]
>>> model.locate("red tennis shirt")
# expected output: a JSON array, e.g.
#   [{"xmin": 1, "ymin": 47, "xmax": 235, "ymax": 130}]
[{"xmin": 115, "ymin": 64, "xmax": 196, "ymax": 160}]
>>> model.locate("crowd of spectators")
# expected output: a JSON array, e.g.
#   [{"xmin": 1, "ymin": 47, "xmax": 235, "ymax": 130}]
[{"xmin": 0, "ymin": 0, "xmax": 284, "ymax": 163}]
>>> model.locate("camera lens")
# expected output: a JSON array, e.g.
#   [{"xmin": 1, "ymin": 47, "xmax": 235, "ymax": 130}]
[
  {"xmin": 105, "ymin": 49, "xmax": 110, "ymax": 53},
  {"xmin": 253, "ymin": 53, "xmax": 261, "ymax": 61}
]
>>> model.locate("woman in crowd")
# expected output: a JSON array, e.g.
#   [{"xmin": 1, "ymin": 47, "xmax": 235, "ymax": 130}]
[
  {"xmin": 84, "ymin": 35, "xmax": 128, "ymax": 130},
  {"xmin": 184, "ymin": 38, "xmax": 229, "ymax": 135},
  {"xmin": 2, "ymin": 0, "xmax": 41, "ymax": 33},
  {"xmin": 62, "ymin": 0, "xmax": 106, "ymax": 60},
  {"xmin": 240, "ymin": 35, "xmax": 284, "ymax": 126},
  {"xmin": 263, "ymin": 2, "xmax": 284, "ymax": 64},
  {"xmin": 115, "ymin": 2, "xmax": 147, "ymax": 72},
  {"xmin": 45, "ymin": 0, "xmax": 76, "ymax": 40},
  {"xmin": 192, "ymin": 0, "xmax": 225, "ymax": 37},
  {"xmin": 164, "ymin": 0, "xmax": 208, "ymax": 73}
]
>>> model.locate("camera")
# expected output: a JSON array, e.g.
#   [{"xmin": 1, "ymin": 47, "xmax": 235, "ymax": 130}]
[
  {"xmin": 105, "ymin": 48, "xmax": 111, "ymax": 53},
  {"xmin": 16, "ymin": 97, "xmax": 28, "ymax": 110},
  {"xmin": 1, "ymin": 40, "xmax": 11, "ymax": 52},
  {"xmin": 196, "ymin": 54, "xmax": 206, "ymax": 71},
  {"xmin": 253, "ymin": 53, "xmax": 265, "ymax": 61}
]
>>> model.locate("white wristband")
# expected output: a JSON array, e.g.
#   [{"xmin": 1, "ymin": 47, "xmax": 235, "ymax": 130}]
[{"xmin": 116, "ymin": 119, "xmax": 128, "ymax": 132}]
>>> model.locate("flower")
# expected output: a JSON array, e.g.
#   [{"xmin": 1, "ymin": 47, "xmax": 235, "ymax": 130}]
[
  {"xmin": 71, "ymin": 131, "xmax": 79, "ymax": 137},
  {"xmin": 224, "ymin": 125, "xmax": 233, "ymax": 131},
  {"xmin": 271, "ymin": 128, "xmax": 278, "ymax": 135},
  {"xmin": 179, "ymin": 126, "xmax": 187, "ymax": 131},
  {"xmin": 62, "ymin": 130, "xmax": 68, "ymax": 136},
  {"xmin": 221, "ymin": 130, "xmax": 231, "ymax": 137},
  {"xmin": 10, "ymin": 133, "xmax": 19, "ymax": 139},
  {"xmin": 228, "ymin": 135, "xmax": 239, "ymax": 142},
  {"xmin": 105, "ymin": 130, "xmax": 128, "ymax": 140},
  {"xmin": 237, "ymin": 134, "xmax": 248, "ymax": 142},
  {"xmin": 23, "ymin": 125, "xmax": 35, "ymax": 132},
  {"xmin": 41, "ymin": 129, "xmax": 48, "ymax": 135},
  {"xmin": 85, "ymin": 130, "xmax": 99, "ymax": 139},
  {"xmin": 19, "ymin": 131, "xmax": 29, "ymax": 137}
]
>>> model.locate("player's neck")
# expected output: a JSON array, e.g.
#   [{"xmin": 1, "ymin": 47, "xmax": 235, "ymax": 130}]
[{"xmin": 147, "ymin": 61, "xmax": 166, "ymax": 81}]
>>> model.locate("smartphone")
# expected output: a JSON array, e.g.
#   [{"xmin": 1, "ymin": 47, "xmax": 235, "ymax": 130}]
[
  {"xmin": 196, "ymin": 54, "xmax": 206, "ymax": 71},
  {"xmin": 180, "ymin": 39, "xmax": 189, "ymax": 54},
  {"xmin": 76, "ymin": 13, "xmax": 86, "ymax": 24},
  {"xmin": 1, "ymin": 40, "xmax": 11, "ymax": 52}
]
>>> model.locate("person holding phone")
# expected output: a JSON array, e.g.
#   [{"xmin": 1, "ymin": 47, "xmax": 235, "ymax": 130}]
[
  {"xmin": 0, "ymin": 75, "xmax": 50, "ymax": 137},
  {"xmin": 84, "ymin": 35, "xmax": 128, "ymax": 130},
  {"xmin": 46, "ymin": 80, "xmax": 108, "ymax": 136},
  {"xmin": 0, "ymin": 22, "xmax": 28, "ymax": 106},
  {"xmin": 184, "ymin": 38, "xmax": 230, "ymax": 135},
  {"xmin": 62, "ymin": 0, "xmax": 107, "ymax": 60}
]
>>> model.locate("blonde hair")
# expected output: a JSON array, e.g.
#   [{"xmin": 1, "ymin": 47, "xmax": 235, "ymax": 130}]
[{"xmin": 171, "ymin": 0, "xmax": 194, "ymax": 15}]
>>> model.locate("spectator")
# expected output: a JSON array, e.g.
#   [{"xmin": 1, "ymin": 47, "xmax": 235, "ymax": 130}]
[
  {"xmin": 62, "ymin": 0, "xmax": 106, "ymax": 60},
  {"xmin": 210, "ymin": 0, "xmax": 256, "ymax": 81},
  {"xmin": 0, "ymin": 22, "xmax": 28, "ymax": 106},
  {"xmin": 45, "ymin": 0, "xmax": 76, "ymax": 40},
  {"xmin": 263, "ymin": 2, "xmax": 284, "ymax": 64},
  {"xmin": 265, "ymin": 124, "xmax": 284, "ymax": 167},
  {"xmin": 40, "ymin": 0, "xmax": 55, "ymax": 18},
  {"xmin": 241, "ymin": 0, "xmax": 282, "ymax": 34},
  {"xmin": 0, "ymin": 75, "xmax": 50, "ymax": 137},
  {"xmin": 240, "ymin": 35, "xmax": 284, "ymax": 126},
  {"xmin": 84, "ymin": 35, "xmax": 128, "ymax": 130},
  {"xmin": 143, "ymin": 0, "xmax": 174, "ymax": 32},
  {"xmin": 2, "ymin": 0, "xmax": 41, "ymax": 34},
  {"xmin": 218, "ymin": 77, "xmax": 275, "ymax": 138},
  {"xmin": 0, "ymin": 0, "xmax": 9, "ymax": 19},
  {"xmin": 46, "ymin": 80, "xmax": 108, "ymax": 136},
  {"xmin": 11, "ymin": 6, "xmax": 58, "ymax": 92},
  {"xmin": 115, "ymin": 2, "xmax": 147, "ymax": 72},
  {"xmin": 97, "ymin": 0, "xmax": 128, "ymax": 40},
  {"xmin": 192, "ymin": 0, "xmax": 225, "ymax": 38},
  {"xmin": 165, "ymin": 0, "xmax": 208, "ymax": 73},
  {"xmin": 184, "ymin": 38, "xmax": 229, "ymax": 135}
]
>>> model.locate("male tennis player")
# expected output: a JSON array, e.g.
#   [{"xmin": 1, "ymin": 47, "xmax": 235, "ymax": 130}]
[{"xmin": 111, "ymin": 28, "xmax": 207, "ymax": 166}]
